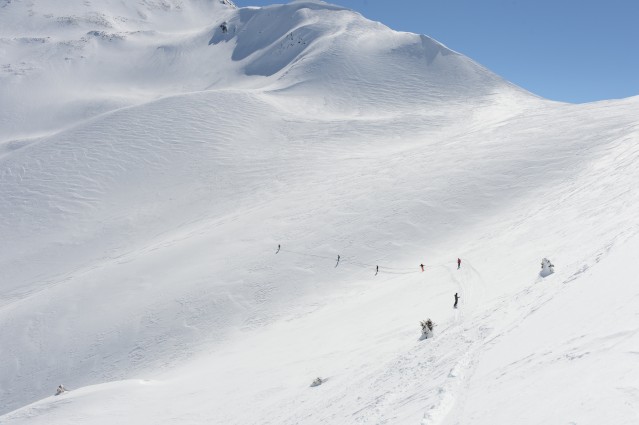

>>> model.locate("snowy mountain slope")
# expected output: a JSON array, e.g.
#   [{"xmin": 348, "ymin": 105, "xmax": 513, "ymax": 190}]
[
  {"xmin": 1, "ymin": 0, "xmax": 639, "ymax": 423},
  {"xmin": 443, "ymin": 234, "xmax": 639, "ymax": 425},
  {"xmin": 0, "ymin": 0, "xmax": 528, "ymax": 143},
  {"xmin": 0, "ymin": 0, "xmax": 240, "ymax": 141},
  {"xmin": 3, "ymin": 165, "xmax": 639, "ymax": 425}
]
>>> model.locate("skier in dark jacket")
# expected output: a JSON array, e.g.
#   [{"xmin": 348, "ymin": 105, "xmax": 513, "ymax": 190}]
[
  {"xmin": 457, "ymin": 258, "xmax": 461, "ymax": 269},
  {"xmin": 420, "ymin": 263, "xmax": 425, "ymax": 272},
  {"xmin": 454, "ymin": 293, "xmax": 460, "ymax": 308}
]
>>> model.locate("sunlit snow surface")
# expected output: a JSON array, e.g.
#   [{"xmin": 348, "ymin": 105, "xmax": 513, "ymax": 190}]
[{"xmin": 1, "ymin": 1, "xmax": 639, "ymax": 424}]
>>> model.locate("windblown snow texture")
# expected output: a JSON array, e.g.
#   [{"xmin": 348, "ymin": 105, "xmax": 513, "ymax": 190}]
[{"xmin": 1, "ymin": 1, "xmax": 638, "ymax": 424}]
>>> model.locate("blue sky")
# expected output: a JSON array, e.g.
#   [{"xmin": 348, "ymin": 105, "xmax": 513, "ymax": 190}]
[{"xmin": 233, "ymin": 0, "xmax": 639, "ymax": 103}]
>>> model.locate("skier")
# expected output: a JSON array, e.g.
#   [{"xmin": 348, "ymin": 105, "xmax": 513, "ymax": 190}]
[
  {"xmin": 335, "ymin": 255, "xmax": 340, "ymax": 267},
  {"xmin": 420, "ymin": 263, "xmax": 425, "ymax": 272},
  {"xmin": 375, "ymin": 265, "xmax": 379, "ymax": 276},
  {"xmin": 55, "ymin": 384, "xmax": 67, "ymax": 396},
  {"xmin": 454, "ymin": 293, "xmax": 460, "ymax": 308},
  {"xmin": 457, "ymin": 258, "xmax": 461, "ymax": 269},
  {"xmin": 220, "ymin": 22, "xmax": 228, "ymax": 33},
  {"xmin": 276, "ymin": 244, "xmax": 280, "ymax": 254}
]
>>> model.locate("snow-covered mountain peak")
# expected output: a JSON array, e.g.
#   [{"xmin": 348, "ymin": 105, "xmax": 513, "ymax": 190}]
[{"xmin": 0, "ymin": 0, "xmax": 530, "ymax": 143}]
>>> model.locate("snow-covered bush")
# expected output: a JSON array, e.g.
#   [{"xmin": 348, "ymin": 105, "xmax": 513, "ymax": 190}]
[
  {"xmin": 420, "ymin": 319, "xmax": 434, "ymax": 339},
  {"xmin": 540, "ymin": 258, "xmax": 554, "ymax": 277}
]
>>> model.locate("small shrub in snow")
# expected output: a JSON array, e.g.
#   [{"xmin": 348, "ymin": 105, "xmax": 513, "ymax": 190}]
[
  {"xmin": 420, "ymin": 319, "xmax": 435, "ymax": 339},
  {"xmin": 540, "ymin": 258, "xmax": 554, "ymax": 277}
]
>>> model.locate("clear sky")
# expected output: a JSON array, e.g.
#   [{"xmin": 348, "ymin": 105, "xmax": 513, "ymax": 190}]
[{"xmin": 233, "ymin": 0, "xmax": 639, "ymax": 103}]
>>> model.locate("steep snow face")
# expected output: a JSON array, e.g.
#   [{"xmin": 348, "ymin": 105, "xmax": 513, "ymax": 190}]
[
  {"xmin": 2, "ymin": 1, "xmax": 639, "ymax": 424},
  {"xmin": 212, "ymin": 1, "xmax": 531, "ymax": 115}
]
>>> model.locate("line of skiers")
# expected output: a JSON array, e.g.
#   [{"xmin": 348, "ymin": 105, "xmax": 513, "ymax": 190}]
[
  {"xmin": 276, "ymin": 244, "xmax": 462, "ymax": 273},
  {"xmin": 276, "ymin": 244, "xmax": 463, "ymax": 309}
]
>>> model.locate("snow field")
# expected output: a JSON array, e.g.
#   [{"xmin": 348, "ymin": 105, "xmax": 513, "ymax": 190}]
[{"xmin": 1, "ymin": 0, "xmax": 639, "ymax": 423}]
